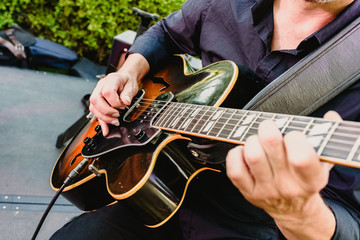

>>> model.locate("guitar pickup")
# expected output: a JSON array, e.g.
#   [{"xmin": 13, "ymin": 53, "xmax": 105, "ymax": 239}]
[{"xmin": 122, "ymin": 89, "xmax": 145, "ymax": 122}]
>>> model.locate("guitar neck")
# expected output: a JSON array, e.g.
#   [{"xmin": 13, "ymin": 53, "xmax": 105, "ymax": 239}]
[{"xmin": 152, "ymin": 102, "xmax": 360, "ymax": 169}]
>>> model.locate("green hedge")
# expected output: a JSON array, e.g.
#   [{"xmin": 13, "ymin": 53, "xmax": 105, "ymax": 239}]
[{"xmin": 0, "ymin": 0, "xmax": 185, "ymax": 65}]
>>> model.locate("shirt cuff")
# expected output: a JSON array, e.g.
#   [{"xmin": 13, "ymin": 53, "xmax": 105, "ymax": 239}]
[
  {"xmin": 324, "ymin": 198, "xmax": 360, "ymax": 239},
  {"xmin": 128, "ymin": 24, "xmax": 177, "ymax": 73}
]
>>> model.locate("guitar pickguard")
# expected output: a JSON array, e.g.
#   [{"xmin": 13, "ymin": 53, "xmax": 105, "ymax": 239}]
[{"xmin": 82, "ymin": 92, "xmax": 174, "ymax": 158}]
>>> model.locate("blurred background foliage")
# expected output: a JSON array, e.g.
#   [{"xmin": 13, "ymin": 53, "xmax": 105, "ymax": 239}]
[{"xmin": 0, "ymin": 0, "xmax": 185, "ymax": 65}]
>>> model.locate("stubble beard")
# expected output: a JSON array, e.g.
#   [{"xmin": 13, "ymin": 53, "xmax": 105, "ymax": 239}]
[{"xmin": 305, "ymin": 0, "xmax": 335, "ymax": 3}]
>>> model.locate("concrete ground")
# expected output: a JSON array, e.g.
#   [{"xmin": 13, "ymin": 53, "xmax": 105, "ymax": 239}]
[{"xmin": 0, "ymin": 66, "xmax": 99, "ymax": 240}]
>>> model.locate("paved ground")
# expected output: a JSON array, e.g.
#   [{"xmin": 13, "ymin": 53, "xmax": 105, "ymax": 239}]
[{"xmin": 0, "ymin": 66, "xmax": 99, "ymax": 240}]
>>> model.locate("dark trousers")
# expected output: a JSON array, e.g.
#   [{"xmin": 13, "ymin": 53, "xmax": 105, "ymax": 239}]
[
  {"xmin": 50, "ymin": 172, "xmax": 279, "ymax": 240},
  {"xmin": 50, "ymin": 201, "xmax": 182, "ymax": 240}
]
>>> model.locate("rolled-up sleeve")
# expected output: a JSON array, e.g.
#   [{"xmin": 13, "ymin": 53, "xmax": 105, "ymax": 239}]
[{"xmin": 128, "ymin": 0, "xmax": 212, "ymax": 70}]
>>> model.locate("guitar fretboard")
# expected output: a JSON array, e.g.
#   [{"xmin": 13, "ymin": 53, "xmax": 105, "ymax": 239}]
[{"xmin": 152, "ymin": 102, "xmax": 360, "ymax": 168}]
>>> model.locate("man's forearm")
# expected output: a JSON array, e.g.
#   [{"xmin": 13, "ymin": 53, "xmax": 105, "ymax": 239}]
[{"xmin": 118, "ymin": 53, "xmax": 150, "ymax": 83}]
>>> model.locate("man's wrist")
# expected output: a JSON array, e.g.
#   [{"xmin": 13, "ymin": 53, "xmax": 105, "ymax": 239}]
[
  {"xmin": 118, "ymin": 53, "xmax": 150, "ymax": 82},
  {"xmin": 273, "ymin": 195, "xmax": 336, "ymax": 240}
]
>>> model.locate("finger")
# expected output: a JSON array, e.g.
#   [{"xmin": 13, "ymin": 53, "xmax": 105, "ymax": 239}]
[
  {"xmin": 321, "ymin": 111, "xmax": 341, "ymax": 171},
  {"xmin": 257, "ymin": 120, "xmax": 288, "ymax": 174},
  {"xmin": 99, "ymin": 119, "xmax": 110, "ymax": 136},
  {"xmin": 243, "ymin": 135, "xmax": 274, "ymax": 184},
  {"xmin": 90, "ymin": 86, "xmax": 120, "ymax": 117},
  {"xmin": 101, "ymin": 81, "xmax": 124, "ymax": 109},
  {"xmin": 120, "ymin": 80, "xmax": 139, "ymax": 105},
  {"xmin": 284, "ymin": 131, "xmax": 324, "ymax": 190},
  {"xmin": 90, "ymin": 95, "xmax": 120, "ymax": 117},
  {"xmin": 323, "ymin": 110, "xmax": 342, "ymax": 121},
  {"xmin": 89, "ymin": 103, "xmax": 119, "ymax": 126},
  {"xmin": 226, "ymin": 146, "xmax": 255, "ymax": 193}
]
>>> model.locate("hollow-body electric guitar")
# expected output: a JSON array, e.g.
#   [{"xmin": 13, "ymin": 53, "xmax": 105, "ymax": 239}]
[{"xmin": 51, "ymin": 55, "xmax": 360, "ymax": 228}]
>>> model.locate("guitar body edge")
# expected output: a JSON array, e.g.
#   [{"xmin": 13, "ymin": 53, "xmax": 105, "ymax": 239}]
[
  {"xmin": 122, "ymin": 133, "xmax": 221, "ymax": 227},
  {"xmin": 50, "ymin": 54, "xmax": 238, "ymax": 218}
]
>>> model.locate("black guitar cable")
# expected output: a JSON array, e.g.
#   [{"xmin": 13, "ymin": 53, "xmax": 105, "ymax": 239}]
[{"xmin": 31, "ymin": 157, "xmax": 89, "ymax": 240}]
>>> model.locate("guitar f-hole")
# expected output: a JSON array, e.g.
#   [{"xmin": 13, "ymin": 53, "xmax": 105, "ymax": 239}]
[
  {"xmin": 150, "ymin": 76, "xmax": 170, "ymax": 92},
  {"xmin": 70, "ymin": 153, "xmax": 82, "ymax": 166}
]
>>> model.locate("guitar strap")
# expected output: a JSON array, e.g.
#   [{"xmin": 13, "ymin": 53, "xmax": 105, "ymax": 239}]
[
  {"xmin": 243, "ymin": 15, "xmax": 360, "ymax": 116},
  {"xmin": 188, "ymin": 16, "xmax": 360, "ymax": 164}
]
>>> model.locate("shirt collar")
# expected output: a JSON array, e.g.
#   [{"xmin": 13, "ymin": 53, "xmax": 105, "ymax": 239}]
[
  {"xmin": 251, "ymin": 0, "xmax": 360, "ymax": 54},
  {"xmin": 251, "ymin": 0, "xmax": 274, "ymax": 53}
]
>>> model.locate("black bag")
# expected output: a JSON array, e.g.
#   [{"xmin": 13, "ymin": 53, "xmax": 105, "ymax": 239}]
[
  {"xmin": 0, "ymin": 25, "xmax": 78, "ymax": 71},
  {"xmin": 0, "ymin": 25, "xmax": 36, "ymax": 66},
  {"xmin": 28, "ymin": 37, "xmax": 78, "ymax": 70}
]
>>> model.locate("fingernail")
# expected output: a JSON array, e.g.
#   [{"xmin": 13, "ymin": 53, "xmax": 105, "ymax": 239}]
[
  {"xmin": 111, "ymin": 120, "xmax": 119, "ymax": 126},
  {"xmin": 125, "ymin": 95, "xmax": 131, "ymax": 104},
  {"xmin": 112, "ymin": 112, "xmax": 120, "ymax": 117}
]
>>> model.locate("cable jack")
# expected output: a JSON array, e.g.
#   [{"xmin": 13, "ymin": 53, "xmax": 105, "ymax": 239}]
[{"xmin": 31, "ymin": 158, "xmax": 90, "ymax": 240}]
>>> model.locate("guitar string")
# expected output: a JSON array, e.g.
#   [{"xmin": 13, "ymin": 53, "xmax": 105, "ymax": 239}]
[
  {"xmin": 113, "ymin": 99, "xmax": 359, "ymax": 153},
  {"xmin": 116, "ymin": 106, "xmax": 360, "ymax": 161},
  {"xmin": 124, "ymin": 97, "xmax": 360, "ymax": 135},
  {"xmin": 123, "ymin": 99, "xmax": 360, "ymax": 151}
]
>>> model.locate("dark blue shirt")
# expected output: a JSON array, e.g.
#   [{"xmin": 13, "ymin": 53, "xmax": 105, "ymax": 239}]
[{"xmin": 129, "ymin": 0, "xmax": 360, "ymax": 239}]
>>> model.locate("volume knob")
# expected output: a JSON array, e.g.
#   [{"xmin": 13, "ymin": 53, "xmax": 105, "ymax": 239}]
[{"xmin": 133, "ymin": 128, "xmax": 148, "ymax": 142}]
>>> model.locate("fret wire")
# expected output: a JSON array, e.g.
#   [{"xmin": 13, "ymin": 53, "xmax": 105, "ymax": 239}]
[
  {"xmin": 181, "ymin": 105, "xmax": 203, "ymax": 130},
  {"xmin": 153, "ymin": 101, "xmax": 174, "ymax": 127},
  {"xmin": 141, "ymin": 102, "xmax": 360, "ymax": 162},
  {"xmin": 196, "ymin": 106, "xmax": 219, "ymax": 134},
  {"xmin": 161, "ymin": 103, "xmax": 181, "ymax": 128},
  {"xmin": 239, "ymin": 112, "xmax": 261, "ymax": 142},
  {"xmin": 188, "ymin": 105, "xmax": 210, "ymax": 133},
  {"xmin": 221, "ymin": 130, "xmax": 359, "ymax": 154},
  {"xmin": 184, "ymin": 105, "xmax": 215, "ymax": 129},
  {"xmin": 152, "ymin": 113, "xmax": 360, "ymax": 158},
  {"xmin": 228, "ymin": 110, "xmax": 249, "ymax": 140},
  {"xmin": 152, "ymin": 103, "xmax": 169, "ymax": 127},
  {"xmin": 302, "ymin": 118, "xmax": 315, "ymax": 135},
  {"xmin": 270, "ymin": 113, "xmax": 277, "ymax": 121},
  {"xmin": 170, "ymin": 103, "xmax": 189, "ymax": 128},
  {"xmin": 164, "ymin": 103, "xmax": 183, "ymax": 127},
  {"xmin": 141, "ymin": 101, "xmax": 360, "ymax": 142},
  {"xmin": 280, "ymin": 116, "xmax": 294, "ymax": 134},
  {"xmin": 346, "ymin": 136, "xmax": 360, "ymax": 162},
  {"xmin": 144, "ymin": 101, "xmax": 360, "ymax": 133},
  {"xmin": 179, "ymin": 105, "xmax": 198, "ymax": 130},
  {"xmin": 173, "ymin": 104, "xmax": 191, "ymax": 129},
  {"xmin": 317, "ymin": 122, "xmax": 339, "ymax": 156},
  {"xmin": 206, "ymin": 108, "xmax": 227, "ymax": 137},
  {"xmin": 190, "ymin": 120, "xmax": 359, "ymax": 147},
  {"xmin": 202, "ymin": 107, "xmax": 223, "ymax": 134},
  {"xmin": 216, "ymin": 109, "xmax": 237, "ymax": 138},
  {"xmin": 152, "ymin": 107, "xmax": 360, "ymax": 147}
]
